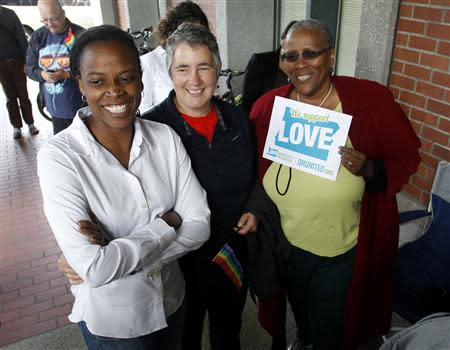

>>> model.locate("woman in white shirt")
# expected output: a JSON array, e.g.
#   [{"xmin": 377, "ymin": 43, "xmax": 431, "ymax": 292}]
[
  {"xmin": 139, "ymin": 1, "xmax": 209, "ymax": 113},
  {"xmin": 37, "ymin": 25, "xmax": 210, "ymax": 350}
]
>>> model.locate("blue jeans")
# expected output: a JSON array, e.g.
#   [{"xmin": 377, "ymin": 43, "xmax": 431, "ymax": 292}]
[
  {"xmin": 79, "ymin": 301, "xmax": 186, "ymax": 350},
  {"xmin": 287, "ymin": 246, "xmax": 356, "ymax": 350}
]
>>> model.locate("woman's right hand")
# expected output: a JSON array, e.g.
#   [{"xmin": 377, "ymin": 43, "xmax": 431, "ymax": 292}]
[
  {"xmin": 58, "ymin": 253, "xmax": 83, "ymax": 285},
  {"xmin": 59, "ymin": 220, "xmax": 106, "ymax": 285},
  {"xmin": 160, "ymin": 210, "xmax": 183, "ymax": 230}
]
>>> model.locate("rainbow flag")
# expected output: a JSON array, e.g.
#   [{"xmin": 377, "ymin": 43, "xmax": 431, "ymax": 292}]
[
  {"xmin": 212, "ymin": 243, "xmax": 244, "ymax": 290},
  {"xmin": 64, "ymin": 29, "xmax": 75, "ymax": 50}
]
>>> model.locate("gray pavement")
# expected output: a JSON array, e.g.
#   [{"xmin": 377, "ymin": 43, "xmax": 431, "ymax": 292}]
[{"xmin": 1, "ymin": 297, "xmax": 298, "ymax": 350}]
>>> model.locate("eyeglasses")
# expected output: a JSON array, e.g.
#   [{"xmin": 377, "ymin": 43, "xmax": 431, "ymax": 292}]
[
  {"xmin": 281, "ymin": 47, "xmax": 332, "ymax": 63},
  {"xmin": 40, "ymin": 13, "xmax": 63, "ymax": 24}
]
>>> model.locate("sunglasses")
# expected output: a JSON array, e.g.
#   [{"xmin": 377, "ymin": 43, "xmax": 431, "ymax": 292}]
[{"xmin": 281, "ymin": 47, "xmax": 332, "ymax": 62}]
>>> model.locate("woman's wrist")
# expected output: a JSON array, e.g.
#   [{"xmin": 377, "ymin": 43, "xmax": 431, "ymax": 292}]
[{"xmin": 356, "ymin": 158, "xmax": 373, "ymax": 178}]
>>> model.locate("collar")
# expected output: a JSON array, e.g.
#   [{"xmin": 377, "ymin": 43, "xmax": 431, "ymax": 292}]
[
  {"xmin": 166, "ymin": 90, "xmax": 228, "ymax": 137},
  {"xmin": 67, "ymin": 107, "xmax": 147, "ymax": 166}
]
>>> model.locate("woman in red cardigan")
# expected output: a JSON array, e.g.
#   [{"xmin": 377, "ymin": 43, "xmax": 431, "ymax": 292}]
[{"xmin": 250, "ymin": 19, "xmax": 421, "ymax": 350}]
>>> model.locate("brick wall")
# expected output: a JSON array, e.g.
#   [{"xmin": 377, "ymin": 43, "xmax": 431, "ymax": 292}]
[{"xmin": 389, "ymin": 0, "xmax": 450, "ymax": 205}]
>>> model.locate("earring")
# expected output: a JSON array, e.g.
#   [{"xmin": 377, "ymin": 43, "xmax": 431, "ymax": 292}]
[
  {"xmin": 287, "ymin": 76, "xmax": 290, "ymax": 83},
  {"xmin": 81, "ymin": 95, "xmax": 87, "ymax": 102},
  {"xmin": 135, "ymin": 108, "xmax": 141, "ymax": 117},
  {"xmin": 141, "ymin": 90, "xmax": 145, "ymax": 97}
]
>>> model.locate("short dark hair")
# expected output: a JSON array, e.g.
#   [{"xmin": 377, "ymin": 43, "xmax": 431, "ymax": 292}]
[
  {"xmin": 157, "ymin": 1, "xmax": 209, "ymax": 45},
  {"xmin": 281, "ymin": 20, "xmax": 297, "ymax": 40},
  {"xmin": 287, "ymin": 18, "xmax": 333, "ymax": 48},
  {"xmin": 70, "ymin": 25, "xmax": 141, "ymax": 79}
]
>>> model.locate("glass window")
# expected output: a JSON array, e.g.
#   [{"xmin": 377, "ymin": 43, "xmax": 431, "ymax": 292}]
[
  {"xmin": 335, "ymin": 0, "xmax": 363, "ymax": 76},
  {"xmin": 279, "ymin": 0, "xmax": 307, "ymax": 39}
]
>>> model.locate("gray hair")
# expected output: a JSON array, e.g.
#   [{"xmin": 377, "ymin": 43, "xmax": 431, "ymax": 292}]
[
  {"xmin": 286, "ymin": 18, "xmax": 333, "ymax": 48},
  {"xmin": 166, "ymin": 22, "xmax": 222, "ymax": 77}
]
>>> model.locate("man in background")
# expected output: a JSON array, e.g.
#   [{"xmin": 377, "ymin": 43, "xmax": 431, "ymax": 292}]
[
  {"xmin": 241, "ymin": 20, "xmax": 297, "ymax": 115},
  {"xmin": 0, "ymin": 6, "xmax": 39, "ymax": 140},
  {"xmin": 26, "ymin": 0, "xmax": 84, "ymax": 134}
]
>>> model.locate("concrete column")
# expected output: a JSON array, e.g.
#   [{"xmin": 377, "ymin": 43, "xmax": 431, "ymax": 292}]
[
  {"xmin": 126, "ymin": 0, "xmax": 160, "ymax": 32},
  {"xmin": 355, "ymin": 0, "xmax": 400, "ymax": 84},
  {"xmin": 217, "ymin": 0, "xmax": 275, "ymax": 94}
]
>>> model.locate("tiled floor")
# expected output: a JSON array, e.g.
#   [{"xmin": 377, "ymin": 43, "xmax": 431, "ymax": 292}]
[{"xmin": 0, "ymin": 80, "xmax": 75, "ymax": 347}]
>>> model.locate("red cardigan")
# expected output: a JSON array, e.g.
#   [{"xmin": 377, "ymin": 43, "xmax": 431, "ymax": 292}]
[{"xmin": 250, "ymin": 75, "xmax": 421, "ymax": 349}]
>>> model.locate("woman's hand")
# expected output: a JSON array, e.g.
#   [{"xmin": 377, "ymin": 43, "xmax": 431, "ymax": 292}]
[
  {"xmin": 58, "ymin": 253, "xmax": 83, "ymax": 285},
  {"xmin": 58, "ymin": 220, "xmax": 107, "ymax": 285},
  {"xmin": 79, "ymin": 220, "xmax": 107, "ymax": 245},
  {"xmin": 339, "ymin": 146, "xmax": 373, "ymax": 178},
  {"xmin": 160, "ymin": 210, "xmax": 183, "ymax": 230},
  {"xmin": 234, "ymin": 212, "xmax": 258, "ymax": 235}
]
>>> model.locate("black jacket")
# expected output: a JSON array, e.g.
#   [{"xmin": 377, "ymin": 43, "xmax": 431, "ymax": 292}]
[
  {"xmin": 142, "ymin": 91, "xmax": 291, "ymax": 298},
  {"xmin": 0, "ymin": 6, "xmax": 28, "ymax": 60},
  {"xmin": 142, "ymin": 91, "xmax": 254, "ymax": 265},
  {"xmin": 242, "ymin": 48, "xmax": 288, "ymax": 114}
]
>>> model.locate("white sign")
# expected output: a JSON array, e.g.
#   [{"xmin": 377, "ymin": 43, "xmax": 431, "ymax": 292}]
[{"xmin": 262, "ymin": 96, "xmax": 352, "ymax": 181}]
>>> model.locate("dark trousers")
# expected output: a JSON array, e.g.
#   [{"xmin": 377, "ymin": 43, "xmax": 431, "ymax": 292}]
[
  {"xmin": 52, "ymin": 116, "xmax": 74, "ymax": 135},
  {"xmin": 181, "ymin": 261, "xmax": 247, "ymax": 350},
  {"xmin": 286, "ymin": 245, "xmax": 356, "ymax": 350},
  {"xmin": 0, "ymin": 56, "xmax": 34, "ymax": 128},
  {"xmin": 79, "ymin": 300, "xmax": 186, "ymax": 350}
]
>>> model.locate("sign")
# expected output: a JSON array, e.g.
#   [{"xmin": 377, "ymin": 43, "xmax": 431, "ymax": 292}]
[{"xmin": 262, "ymin": 96, "xmax": 352, "ymax": 181}]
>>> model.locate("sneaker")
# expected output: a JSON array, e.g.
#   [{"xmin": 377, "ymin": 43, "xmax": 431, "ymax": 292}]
[
  {"xmin": 287, "ymin": 340, "xmax": 312, "ymax": 350},
  {"xmin": 28, "ymin": 124, "xmax": 39, "ymax": 135},
  {"xmin": 13, "ymin": 128, "xmax": 22, "ymax": 139},
  {"xmin": 287, "ymin": 340, "xmax": 301, "ymax": 350}
]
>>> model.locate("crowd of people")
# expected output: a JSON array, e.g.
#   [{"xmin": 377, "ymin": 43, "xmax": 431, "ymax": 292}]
[{"xmin": 1, "ymin": 1, "xmax": 423, "ymax": 350}]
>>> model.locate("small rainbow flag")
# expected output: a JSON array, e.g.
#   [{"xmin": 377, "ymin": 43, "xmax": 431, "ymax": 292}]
[
  {"xmin": 64, "ymin": 29, "xmax": 75, "ymax": 50},
  {"xmin": 212, "ymin": 243, "xmax": 244, "ymax": 290}
]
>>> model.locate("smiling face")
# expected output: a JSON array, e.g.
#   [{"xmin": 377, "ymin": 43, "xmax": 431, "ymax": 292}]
[
  {"xmin": 170, "ymin": 42, "xmax": 218, "ymax": 116},
  {"xmin": 283, "ymin": 27, "xmax": 335, "ymax": 101},
  {"xmin": 38, "ymin": 1, "xmax": 67, "ymax": 34},
  {"xmin": 77, "ymin": 41, "xmax": 143, "ymax": 132}
]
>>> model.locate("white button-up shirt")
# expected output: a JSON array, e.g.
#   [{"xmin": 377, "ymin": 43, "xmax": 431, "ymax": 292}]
[
  {"xmin": 139, "ymin": 46, "xmax": 173, "ymax": 113},
  {"xmin": 37, "ymin": 108, "xmax": 210, "ymax": 338}
]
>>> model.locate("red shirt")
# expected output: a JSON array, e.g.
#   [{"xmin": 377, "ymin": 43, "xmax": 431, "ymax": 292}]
[{"xmin": 179, "ymin": 105, "xmax": 218, "ymax": 144}]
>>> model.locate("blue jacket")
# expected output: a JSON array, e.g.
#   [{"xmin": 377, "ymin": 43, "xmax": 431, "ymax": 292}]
[{"xmin": 25, "ymin": 20, "xmax": 84, "ymax": 118}]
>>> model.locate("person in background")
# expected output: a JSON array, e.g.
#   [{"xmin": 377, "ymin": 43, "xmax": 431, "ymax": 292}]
[
  {"xmin": 241, "ymin": 20, "xmax": 296, "ymax": 114},
  {"xmin": 0, "ymin": 6, "xmax": 39, "ymax": 139},
  {"xmin": 26, "ymin": 0, "xmax": 84, "ymax": 134},
  {"xmin": 250, "ymin": 19, "xmax": 421, "ymax": 350},
  {"xmin": 139, "ymin": 1, "xmax": 209, "ymax": 113},
  {"xmin": 38, "ymin": 25, "xmax": 210, "ymax": 350}
]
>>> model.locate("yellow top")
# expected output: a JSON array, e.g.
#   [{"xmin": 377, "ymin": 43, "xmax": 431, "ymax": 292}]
[{"xmin": 262, "ymin": 104, "xmax": 365, "ymax": 257}]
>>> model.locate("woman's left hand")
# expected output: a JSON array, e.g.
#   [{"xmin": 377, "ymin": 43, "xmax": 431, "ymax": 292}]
[
  {"xmin": 339, "ymin": 146, "xmax": 373, "ymax": 177},
  {"xmin": 59, "ymin": 253, "xmax": 84, "ymax": 285},
  {"xmin": 234, "ymin": 212, "xmax": 258, "ymax": 235}
]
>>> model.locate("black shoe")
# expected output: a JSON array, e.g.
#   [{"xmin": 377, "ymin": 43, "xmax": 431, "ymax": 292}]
[
  {"xmin": 28, "ymin": 124, "xmax": 39, "ymax": 135},
  {"xmin": 13, "ymin": 128, "xmax": 22, "ymax": 139}
]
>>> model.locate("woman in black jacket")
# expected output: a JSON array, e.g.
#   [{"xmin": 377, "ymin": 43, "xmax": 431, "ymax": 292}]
[{"xmin": 142, "ymin": 22, "xmax": 257, "ymax": 350}]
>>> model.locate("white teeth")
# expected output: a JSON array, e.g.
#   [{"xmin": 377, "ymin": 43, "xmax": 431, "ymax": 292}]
[
  {"xmin": 188, "ymin": 89, "xmax": 203, "ymax": 95},
  {"xmin": 297, "ymin": 75, "xmax": 311, "ymax": 82},
  {"xmin": 104, "ymin": 104, "xmax": 128, "ymax": 113}
]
